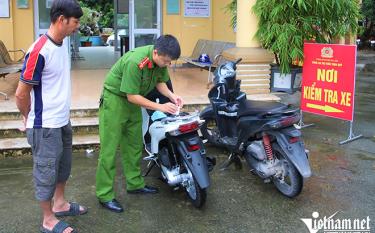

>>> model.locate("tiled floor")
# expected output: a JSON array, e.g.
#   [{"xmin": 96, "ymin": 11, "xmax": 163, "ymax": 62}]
[
  {"xmin": 69, "ymin": 66, "xmax": 210, "ymax": 109},
  {"xmin": 71, "ymin": 46, "xmax": 210, "ymax": 105},
  {"xmin": 71, "ymin": 46, "xmax": 120, "ymax": 70},
  {"xmin": 0, "ymin": 45, "xmax": 211, "ymax": 111}
]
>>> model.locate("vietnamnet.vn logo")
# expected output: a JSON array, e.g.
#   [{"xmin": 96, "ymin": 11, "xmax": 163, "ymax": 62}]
[{"xmin": 301, "ymin": 211, "xmax": 371, "ymax": 233}]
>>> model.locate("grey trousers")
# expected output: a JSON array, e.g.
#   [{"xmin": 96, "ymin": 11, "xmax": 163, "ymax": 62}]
[{"xmin": 26, "ymin": 122, "xmax": 72, "ymax": 201}]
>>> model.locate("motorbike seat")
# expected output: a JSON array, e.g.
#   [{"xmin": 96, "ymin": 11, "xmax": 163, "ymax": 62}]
[{"xmin": 238, "ymin": 100, "xmax": 288, "ymax": 117}]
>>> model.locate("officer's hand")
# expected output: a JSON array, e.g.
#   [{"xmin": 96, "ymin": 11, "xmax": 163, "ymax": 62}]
[
  {"xmin": 159, "ymin": 102, "xmax": 178, "ymax": 114},
  {"xmin": 169, "ymin": 93, "xmax": 184, "ymax": 108}
]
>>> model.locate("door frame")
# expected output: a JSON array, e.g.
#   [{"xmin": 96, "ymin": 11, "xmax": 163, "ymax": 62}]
[
  {"xmin": 34, "ymin": 0, "xmax": 71, "ymax": 62},
  {"xmin": 33, "ymin": 0, "xmax": 49, "ymax": 39},
  {"xmin": 129, "ymin": 0, "xmax": 161, "ymax": 49}
]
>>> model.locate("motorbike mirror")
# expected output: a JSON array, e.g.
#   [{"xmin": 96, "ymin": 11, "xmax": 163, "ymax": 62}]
[
  {"xmin": 235, "ymin": 58, "xmax": 242, "ymax": 65},
  {"xmin": 233, "ymin": 58, "xmax": 242, "ymax": 70}
]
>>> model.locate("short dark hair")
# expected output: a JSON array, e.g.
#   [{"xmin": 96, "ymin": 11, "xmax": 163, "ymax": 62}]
[
  {"xmin": 154, "ymin": 35, "xmax": 181, "ymax": 60},
  {"xmin": 50, "ymin": 0, "xmax": 83, "ymax": 23}
]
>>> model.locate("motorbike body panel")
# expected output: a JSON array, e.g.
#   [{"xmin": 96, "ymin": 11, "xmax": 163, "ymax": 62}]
[
  {"xmin": 200, "ymin": 105, "xmax": 214, "ymax": 119},
  {"xmin": 268, "ymin": 128, "xmax": 312, "ymax": 178},
  {"xmin": 237, "ymin": 99, "xmax": 288, "ymax": 117},
  {"xmin": 173, "ymin": 135, "xmax": 211, "ymax": 189},
  {"xmin": 148, "ymin": 120, "xmax": 167, "ymax": 154},
  {"xmin": 201, "ymin": 105, "xmax": 239, "ymax": 141},
  {"xmin": 237, "ymin": 115, "xmax": 269, "ymax": 141}
]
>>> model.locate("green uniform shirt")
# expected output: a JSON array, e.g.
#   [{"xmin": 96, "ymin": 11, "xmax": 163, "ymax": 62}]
[{"xmin": 103, "ymin": 45, "xmax": 170, "ymax": 97}]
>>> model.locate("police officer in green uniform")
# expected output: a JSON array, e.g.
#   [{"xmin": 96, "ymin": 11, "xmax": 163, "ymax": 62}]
[{"xmin": 96, "ymin": 35, "xmax": 183, "ymax": 213}]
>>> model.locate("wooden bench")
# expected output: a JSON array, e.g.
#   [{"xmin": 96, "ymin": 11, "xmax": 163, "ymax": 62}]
[
  {"xmin": 179, "ymin": 39, "xmax": 235, "ymax": 86},
  {"xmin": 0, "ymin": 63, "xmax": 22, "ymax": 100},
  {"xmin": 0, "ymin": 56, "xmax": 22, "ymax": 78},
  {"xmin": 0, "ymin": 40, "xmax": 25, "ymax": 66},
  {"xmin": 0, "ymin": 40, "xmax": 24, "ymax": 100}
]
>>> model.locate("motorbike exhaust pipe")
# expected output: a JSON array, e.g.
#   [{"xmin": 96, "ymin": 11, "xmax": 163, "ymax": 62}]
[{"xmin": 161, "ymin": 166, "xmax": 190, "ymax": 186}]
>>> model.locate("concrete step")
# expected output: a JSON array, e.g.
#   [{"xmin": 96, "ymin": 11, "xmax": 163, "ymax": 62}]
[
  {"xmin": 0, "ymin": 103, "xmax": 210, "ymax": 157},
  {"xmin": 0, "ymin": 103, "xmax": 208, "ymax": 121},
  {"xmin": 0, "ymin": 134, "xmax": 99, "ymax": 158},
  {"xmin": 0, "ymin": 108, "xmax": 99, "ymax": 121},
  {"xmin": 0, "ymin": 117, "xmax": 99, "ymax": 138},
  {"xmin": 4, "ymin": 98, "xmax": 303, "ymax": 158}
]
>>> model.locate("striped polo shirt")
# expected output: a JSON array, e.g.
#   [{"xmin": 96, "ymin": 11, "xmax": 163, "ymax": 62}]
[{"xmin": 20, "ymin": 34, "xmax": 71, "ymax": 129}]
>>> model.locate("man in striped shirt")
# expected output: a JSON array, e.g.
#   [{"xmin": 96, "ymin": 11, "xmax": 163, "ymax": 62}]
[{"xmin": 15, "ymin": 1, "xmax": 86, "ymax": 232}]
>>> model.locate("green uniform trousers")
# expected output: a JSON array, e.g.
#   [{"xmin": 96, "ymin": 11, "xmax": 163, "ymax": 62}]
[{"xmin": 96, "ymin": 89, "xmax": 145, "ymax": 202}]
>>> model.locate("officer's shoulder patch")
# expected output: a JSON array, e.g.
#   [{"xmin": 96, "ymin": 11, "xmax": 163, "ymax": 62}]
[{"xmin": 138, "ymin": 57, "xmax": 150, "ymax": 69}]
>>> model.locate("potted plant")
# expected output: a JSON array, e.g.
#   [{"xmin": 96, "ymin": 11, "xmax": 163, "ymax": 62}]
[
  {"xmin": 225, "ymin": 0, "xmax": 360, "ymax": 93},
  {"xmin": 253, "ymin": 0, "xmax": 360, "ymax": 93},
  {"xmin": 79, "ymin": 7, "xmax": 102, "ymax": 47},
  {"xmin": 79, "ymin": 25, "xmax": 92, "ymax": 47}
]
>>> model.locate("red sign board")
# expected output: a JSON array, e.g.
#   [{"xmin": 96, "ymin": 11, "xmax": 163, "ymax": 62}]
[{"xmin": 301, "ymin": 43, "xmax": 357, "ymax": 121}]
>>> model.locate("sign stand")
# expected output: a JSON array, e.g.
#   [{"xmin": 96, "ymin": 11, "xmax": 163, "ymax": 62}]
[
  {"xmin": 339, "ymin": 121, "xmax": 363, "ymax": 145},
  {"xmin": 298, "ymin": 110, "xmax": 314, "ymax": 129}
]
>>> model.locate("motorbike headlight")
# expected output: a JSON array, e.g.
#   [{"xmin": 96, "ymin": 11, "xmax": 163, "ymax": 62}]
[{"xmin": 218, "ymin": 66, "xmax": 235, "ymax": 80}]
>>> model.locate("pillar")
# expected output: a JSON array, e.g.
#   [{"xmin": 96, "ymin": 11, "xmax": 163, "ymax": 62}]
[{"xmin": 222, "ymin": 0, "xmax": 275, "ymax": 97}]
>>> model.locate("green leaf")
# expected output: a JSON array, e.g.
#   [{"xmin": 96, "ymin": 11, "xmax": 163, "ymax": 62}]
[{"xmin": 252, "ymin": 0, "xmax": 360, "ymax": 74}]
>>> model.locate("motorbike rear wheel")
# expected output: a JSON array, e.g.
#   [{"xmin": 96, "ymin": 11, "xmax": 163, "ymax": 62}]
[
  {"xmin": 200, "ymin": 117, "xmax": 221, "ymax": 146},
  {"xmin": 183, "ymin": 162, "xmax": 207, "ymax": 208},
  {"xmin": 272, "ymin": 144, "xmax": 303, "ymax": 198}
]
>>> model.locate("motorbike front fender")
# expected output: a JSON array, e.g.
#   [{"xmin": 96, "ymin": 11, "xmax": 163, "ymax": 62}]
[
  {"xmin": 176, "ymin": 141, "xmax": 211, "ymax": 189},
  {"xmin": 269, "ymin": 130, "xmax": 312, "ymax": 178}
]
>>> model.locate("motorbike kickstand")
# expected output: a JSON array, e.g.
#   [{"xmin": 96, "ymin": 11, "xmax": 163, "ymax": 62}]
[
  {"xmin": 219, "ymin": 153, "xmax": 242, "ymax": 171},
  {"xmin": 142, "ymin": 160, "xmax": 156, "ymax": 177}
]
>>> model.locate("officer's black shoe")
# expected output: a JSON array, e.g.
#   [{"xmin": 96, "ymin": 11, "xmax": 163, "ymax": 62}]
[
  {"xmin": 99, "ymin": 199, "xmax": 124, "ymax": 213},
  {"xmin": 127, "ymin": 185, "xmax": 159, "ymax": 194}
]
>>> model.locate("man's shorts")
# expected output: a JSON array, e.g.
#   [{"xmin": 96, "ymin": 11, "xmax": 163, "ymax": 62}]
[{"xmin": 26, "ymin": 122, "xmax": 72, "ymax": 201}]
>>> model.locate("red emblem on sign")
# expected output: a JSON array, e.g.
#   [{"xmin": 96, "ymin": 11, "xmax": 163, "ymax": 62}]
[{"xmin": 301, "ymin": 43, "xmax": 357, "ymax": 121}]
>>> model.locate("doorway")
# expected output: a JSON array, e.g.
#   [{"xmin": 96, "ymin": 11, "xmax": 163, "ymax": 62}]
[
  {"xmin": 115, "ymin": 0, "xmax": 161, "ymax": 52},
  {"xmin": 33, "ymin": 0, "xmax": 73, "ymax": 65},
  {"xmin": 33, "ymin": 0, "xmax": 162, "ymax": 70},
  {"xmin": 33, "ymin": 0, "xmax": 52, "ymax": 38},
  {"xmin": 130, "ymin": 0, "xmax": 161, "ymax": 49}
]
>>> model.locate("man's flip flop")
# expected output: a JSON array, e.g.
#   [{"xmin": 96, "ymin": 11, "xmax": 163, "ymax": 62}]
[
  {"xmin": 40, "ymin": 220, "xmax": 75, "ymax": 233},
  {"xmin": 54, "ymin": 202, "xmax": 88, "ymax": 217}
]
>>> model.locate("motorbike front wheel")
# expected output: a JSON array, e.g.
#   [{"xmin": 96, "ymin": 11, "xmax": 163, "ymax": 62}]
[
  {"xmin": 183, "ymin": 162, "xmax": 207, "ymax": 208},
  {"xmin": 272, "ymin": 144, "xmax": 303, "ymax": 198},
  {"xmin": 200, "ymin": 117, "xmax": 221, "ymax": 146}
]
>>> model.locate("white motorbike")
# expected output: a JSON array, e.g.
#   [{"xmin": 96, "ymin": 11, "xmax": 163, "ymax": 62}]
[{"xmin": 142, "ymin": 108, "xmax": 214, "ymax": 208}]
